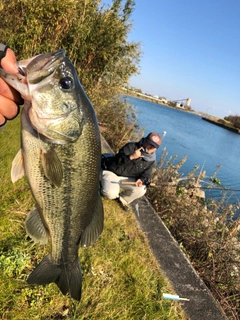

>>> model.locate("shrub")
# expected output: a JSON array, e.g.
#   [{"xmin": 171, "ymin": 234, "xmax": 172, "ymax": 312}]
[{"xmin": 224, "ymin": 115, "xmax": 240, "ymax": 129}]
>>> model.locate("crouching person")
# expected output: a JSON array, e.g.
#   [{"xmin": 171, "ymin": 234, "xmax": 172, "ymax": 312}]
[{"xmin": 101, "ymin": 132, "xmax": 162, "ymax": 211}]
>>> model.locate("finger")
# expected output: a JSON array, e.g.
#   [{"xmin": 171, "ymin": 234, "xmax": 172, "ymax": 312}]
[
  {"xmin": 0, "ymin": 78, "xmax": 23, "ymax": 104},
  {"xmin": 135, "ymin": 179, "xmax": 142, "ymax": 186},
  {"xmin": 0, "ymin": 96, "xmax": 20, "ymax": 120},
  {"xmin": 0, "ymin": 114, "xmax": 7, "ymax": 127},
  {"xmin": 1, "ymin": 48, "xmax": 18, "ymax": 73}
]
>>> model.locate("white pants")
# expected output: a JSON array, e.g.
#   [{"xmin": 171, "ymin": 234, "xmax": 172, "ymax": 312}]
[{"xmin": 101, "ymin": 170, "xmax": 146, "ymax": 204}]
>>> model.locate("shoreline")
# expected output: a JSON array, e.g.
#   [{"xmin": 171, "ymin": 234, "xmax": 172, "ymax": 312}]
[
  {"xmin": 122, "ymin": 89, "xmax": 202, "ymax": 116},
  {"xmin": 123, "ymin": 90, "xmax": 240, "ymax": 135},
  {"xmin": 202, "ymin": 116, "xmax": 240, "ymax": 134}
]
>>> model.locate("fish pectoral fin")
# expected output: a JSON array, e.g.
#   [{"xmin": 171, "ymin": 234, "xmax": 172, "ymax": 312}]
[
  {"xmin": 81, "ymin": 195, "xmax": 104, "ymax": 247},
  {"xmin": 11, "ymin": 149, "xmax": 25, "ymax": 183},
  {"xmin": 40, "ymin": 148, "xmax": 63, "ymax": 187},
  {"xmin": 25, "ymin": 206, "xmax": 49, "ymax": 245}
]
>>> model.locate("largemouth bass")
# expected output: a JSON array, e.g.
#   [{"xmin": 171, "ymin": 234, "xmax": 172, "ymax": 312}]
[{"xmin": 0, "ymin": 49, "xmax": 104, "ymax": 301}]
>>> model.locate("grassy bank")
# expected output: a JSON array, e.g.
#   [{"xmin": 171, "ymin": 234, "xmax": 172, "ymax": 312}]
[{"xmin": 0, "ymin": 117, "xmax": 185, "ymax": 319}]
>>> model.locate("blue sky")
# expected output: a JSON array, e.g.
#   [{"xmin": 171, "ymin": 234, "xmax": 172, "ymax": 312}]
[{"xmin": 104, "ymin": 0, "xmax": 240, "ymax": 118}]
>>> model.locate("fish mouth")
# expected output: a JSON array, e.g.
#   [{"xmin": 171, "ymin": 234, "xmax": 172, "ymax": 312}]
[
  {"xmin": 26, "ymin": 49, "xmax": 66, "ymax": 84},
  {"xmin": 18, "ymin": 50, "xmax": 65, "ymax": 81}
]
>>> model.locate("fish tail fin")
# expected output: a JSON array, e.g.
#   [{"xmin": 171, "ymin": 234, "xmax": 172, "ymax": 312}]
[{"xmin": 27, "ymin": 255, "xmax": 82, "ymax": 301}]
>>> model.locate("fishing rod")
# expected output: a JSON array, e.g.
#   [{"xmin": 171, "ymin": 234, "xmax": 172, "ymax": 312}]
[{"xmin": 121, "ymin": 181, "xmax": 240, "ymax": 192}]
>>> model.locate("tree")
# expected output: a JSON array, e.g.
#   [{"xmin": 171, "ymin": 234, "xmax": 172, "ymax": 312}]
[{"xmin": 0, "ymin": 0, "xmax": 142, "ymax": 150}]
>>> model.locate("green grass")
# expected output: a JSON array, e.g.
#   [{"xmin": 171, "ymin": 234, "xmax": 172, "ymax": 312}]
[{"xmin": 0, "ymin": 118, "xmax": 185, "ymax": 319}]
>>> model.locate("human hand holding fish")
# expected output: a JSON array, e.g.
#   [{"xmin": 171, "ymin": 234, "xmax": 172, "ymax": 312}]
[
  {"xmin": 0, "ymin": 43, "xmax": 22, "ymax": 127},
  {"xmin": 0, "ymin": 49, "xmax": 104, "ymax": 301}
]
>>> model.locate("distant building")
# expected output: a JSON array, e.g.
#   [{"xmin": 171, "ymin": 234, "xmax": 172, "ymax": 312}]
[{"xmin": 185, "ymin": 98, "xmax": 191, "ymax": 107}]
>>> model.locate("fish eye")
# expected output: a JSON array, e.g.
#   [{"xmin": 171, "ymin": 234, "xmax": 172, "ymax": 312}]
[{"xmin": 59, "ymin": 76, "xmax": 73, "ymax": 90}]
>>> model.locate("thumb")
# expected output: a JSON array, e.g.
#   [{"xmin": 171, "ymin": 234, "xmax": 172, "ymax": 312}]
[
  {"xmin": 1, "ymin": 48, "xmax": 18, "ymax": 73},
  {"xmin": 138, "ymin": 147, "xmax": 144, "ymax": 157}
]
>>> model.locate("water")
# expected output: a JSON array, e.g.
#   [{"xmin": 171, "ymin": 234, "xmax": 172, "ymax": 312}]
[{"xmin": 125, "ymin": 96, "xmax": 240, "ymax": 203}]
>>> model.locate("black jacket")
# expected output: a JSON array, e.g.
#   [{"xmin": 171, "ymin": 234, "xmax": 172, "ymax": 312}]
[{"xmin": 104, "ymin": 140, "xmax": 156, "ymax": 183}]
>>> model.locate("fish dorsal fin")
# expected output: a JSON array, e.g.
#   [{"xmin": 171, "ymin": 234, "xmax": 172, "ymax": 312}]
[
  {"xmin": 40, "ymin": 148, "xmax": 63, "ymax": 187},
  {"xmin": 11, "ymin": 149, "xmax": 25, "ymax": 183},
  {"xmin": 80, "ymin": 193, "xmax": 104, "ymax": 247}
]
